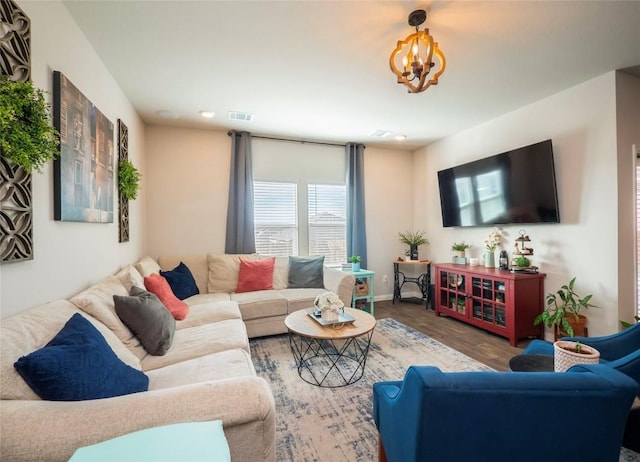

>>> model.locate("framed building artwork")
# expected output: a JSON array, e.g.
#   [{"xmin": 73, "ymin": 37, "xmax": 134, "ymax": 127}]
[{"xmin": 53, "ymin": 71, "xmax": 114, "ymax": 223}]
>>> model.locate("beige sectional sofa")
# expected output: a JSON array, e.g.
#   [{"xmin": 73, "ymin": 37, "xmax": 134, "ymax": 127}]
[
  {"xmin": 0, "ymin": 254, "xmax": 355, "ymax": 461},
  {"xmin": 156, "ymin": 253, "xmax": 356, "ymax": 338}
]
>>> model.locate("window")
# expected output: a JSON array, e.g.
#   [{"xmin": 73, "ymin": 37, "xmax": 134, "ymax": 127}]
[
  {"xmin": 253, "ymin": 181, "xmax": 346, "ymax": 263},
  {"xmin": 308, "ymin": 184, "xmax": 346, "ymax": 265},
  {"xmin": 253, "ymin": 181, "xmax": 298, "ymax": 257},
  {"xmin": 252, "ymin": 138, "xmax": 347, "ymax": 263}
]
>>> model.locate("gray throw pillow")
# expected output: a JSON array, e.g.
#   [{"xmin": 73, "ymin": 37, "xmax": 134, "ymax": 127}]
[
  {"xmin": 113, "ymin": 287, "xmax": 176, "ymax": 356},
  {"xmin": 288, "ymin": 256, "xmax": 325, "ymax": 288}
]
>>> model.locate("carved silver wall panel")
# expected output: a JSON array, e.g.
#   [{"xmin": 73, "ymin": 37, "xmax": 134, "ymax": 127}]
[
  {"xmin": 0, "ymin": 154, "xmax": 33, "ymax": 261},
  {"xmin": 118, "ymin": 120, "xmax": 130, "ymax": 243},
  {"xmin": 0, "ymin": 0, "xmax": 30, "ymax": 82},
  {"xmin": 1, "ymin": 0, "xmax": 32, "ymax": 263}
]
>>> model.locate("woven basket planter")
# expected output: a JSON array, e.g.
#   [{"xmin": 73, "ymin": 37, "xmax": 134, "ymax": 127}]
[{"xmin": 553, "ymin": 340, "xmax": 600, "ymax": 372}]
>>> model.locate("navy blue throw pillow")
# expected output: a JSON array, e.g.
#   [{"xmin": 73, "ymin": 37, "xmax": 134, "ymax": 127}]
[
  {"xmin": 14, "ymin": 313, "xmax": 148, "ymax": 401},
  {"xmin": 160, "ymin": 262, "xmax": 199, "ymax": 300}
]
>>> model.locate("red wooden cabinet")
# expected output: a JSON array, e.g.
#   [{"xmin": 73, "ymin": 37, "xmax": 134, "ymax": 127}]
[{"xmin": 434, "ymin": 263, "xmax": 545, "ymax": 347}]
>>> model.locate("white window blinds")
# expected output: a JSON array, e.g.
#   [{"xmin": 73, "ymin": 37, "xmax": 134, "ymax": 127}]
[
  {"xmin": 253, "ymin": 181, "xmax": 298, "ymax": 257},
  {"xmin": 308, "ymin": 184, "xmax": 346, "ymax": 265}
]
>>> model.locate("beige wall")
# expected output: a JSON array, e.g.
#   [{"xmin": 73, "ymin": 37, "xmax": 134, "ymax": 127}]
[
  {"xmin": 0, "ymin": 1, "xmax": 145, "ymax": 318},
  {"xmin": 144, "ymin": 127, "xmax": 415, "ymax": 299},
  {"xmin": 144, "ymin": 126, "xmax": 231, "ymax": 257},
  {"xmin": 414, "ymin": 72, "xmax": 622, "ymax": 337}
]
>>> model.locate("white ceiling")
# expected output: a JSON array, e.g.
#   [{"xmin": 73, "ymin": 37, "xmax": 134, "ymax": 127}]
[{"xmin": 63, "ymin": 0, "xmax": 640, "ymax": 150}]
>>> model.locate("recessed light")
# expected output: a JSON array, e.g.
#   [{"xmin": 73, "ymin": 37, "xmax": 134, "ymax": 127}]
[
  {"xmin": 199, "ymin": 110, "xmax": 216, "ymax": 118},
  {"xmin": 156, "ymin": 110, "xmax": 180, "ymax": 119},
  {"xmin": 394, "ymin": 135, "xmax": 407, "ymax": 141}
]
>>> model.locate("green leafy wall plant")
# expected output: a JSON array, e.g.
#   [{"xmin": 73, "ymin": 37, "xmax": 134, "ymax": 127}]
[
  {"xmin": 118, "ymin": 160, "xmax": 141, "ymax": 200},
  {"xmin": 0, "ymin": 76, "xmax": 59, "ymax": 172}
]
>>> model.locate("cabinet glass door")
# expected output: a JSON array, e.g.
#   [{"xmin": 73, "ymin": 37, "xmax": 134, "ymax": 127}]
[
  {"xmin": 471, "ymin": 276, "xmax": 506, "ymax": 327},
  {"xmin": 440, "ymin": 271, "xmax": 466, "ymax": 314}
]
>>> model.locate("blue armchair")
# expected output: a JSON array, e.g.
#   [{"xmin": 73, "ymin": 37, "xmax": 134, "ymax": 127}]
[
  {"xmin": 523, "ymin": 322, "xmax": 640, "ymax": 385},
  {"xmin": 373, "ymin": 364, "xmax": 638, "ymax": 462}
]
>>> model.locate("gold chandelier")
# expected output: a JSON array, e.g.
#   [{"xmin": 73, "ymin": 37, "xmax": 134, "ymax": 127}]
[{"xmin": 389, "ymin": 9, "xmax": 446, "ymax": 93}]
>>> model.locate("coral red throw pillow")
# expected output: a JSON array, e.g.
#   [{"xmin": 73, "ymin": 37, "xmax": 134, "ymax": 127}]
[
  {"xmin": 143, "ymin": 273, "xmax": 189, "ymax": 320},
  {"xmin": 236, "ymin": 257, "xmax": 276, "ymax": 293}
]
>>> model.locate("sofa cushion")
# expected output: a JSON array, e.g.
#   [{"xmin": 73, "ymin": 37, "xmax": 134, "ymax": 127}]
[
  {"xmin": 279, "ymin": 288, "xmax": 329, "ymax": 312},
  {"xmin": 144, "ymin": 273, "xmax": 189, "ymax": 320},
  {"xmin": 236, "ymin": 257, "xmax": 275, "ymax": 293},
  {"xmin": 140, "ymin": 319, "xmax": 250, "ymax": 371},
  {"xmin": 232, "ymin": 290, "xmax": 288, "ymax": 321},
  {"xmin": 288, "ymin": 256, "xmax": 325, "ymax": 288},
  {"xmin": 160, "ymin": 261, "xmax": 199, "ymax": 300},
  {"xmin": 146, "ymin": 349, "xmax": 255, "ymax": 390},
  {"xmin": 272, "ymin": 256, "xmax": 289, "ymax": 290},
  {"xmin": 14, "ymin": 314, "xmax": 149, "ymax": 401},
  {"xmin": 177, "ymin": 300, "xmax": 242, "ymax": 330},
  {"xmin": 114, "ymin": 287, "xmax": 176, "ymax": 356},
  {"xmin": 134, "ymin": 256, "xmax": 162, "ymax": 277},
  {"xmin": 115, "ymin": 265, "xmax": 146, "ymax": 292},
  {"xmin": 71, "ymin": 276, "xmax": 147, "ymax": 360},
  {"xmin": 207, "ymin": 253, "xmax": 260, "ymax": 293},
  {"xmin": 184, "ymin": 292, "xmax": 231, "ymax": 306}
]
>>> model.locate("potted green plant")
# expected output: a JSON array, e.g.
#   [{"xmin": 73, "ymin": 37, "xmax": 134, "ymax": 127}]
[
  {"xmin": 398, "ymin": 230, "xmax": 429, "ymax": 260},
  {"xmin": 534, "ymin": 277, "xmax": 596, "ymax": 339},
  {"xmin": 0, "ymin": 76, "xmax": 59, "ymax": 172},
  {"xmin": 513, "ymin": 256, "xmax": 531, "ymax": 268},
  {"xmin": 553, "ymin": 340, "xmax": 600, "ymax": 372},
  {"xmin": 349, "ymin": 255, "xmax": 361, "ymax": 272},
  {"xmin": 451, "ymin": 242, "xmax": 470, "ymax": 258},
  {"xmin": 118, "ymin": 159, "xmax": 141, "ymax": 200}
]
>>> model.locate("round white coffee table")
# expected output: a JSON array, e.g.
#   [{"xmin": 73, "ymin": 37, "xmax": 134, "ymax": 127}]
[{"xmin": 284, "ymin": 308, "xmax": 376, "ymax": 387}]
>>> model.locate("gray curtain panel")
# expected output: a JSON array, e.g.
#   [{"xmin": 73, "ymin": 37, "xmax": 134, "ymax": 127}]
[
  {"xmin": 346, "ymin": 142, "xmax": 367, "ymax": 268},
  {"xmin": 225, "ymin": 131, "xmax": 256, "ymax": 254}
]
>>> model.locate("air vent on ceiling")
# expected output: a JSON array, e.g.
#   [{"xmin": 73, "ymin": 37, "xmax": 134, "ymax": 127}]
[
  {"xmin": 369, "ymin": 130, "xmax": 392, "ymax": 138},
  {"xmin": 228, "ymin": 111, "xmax": 254, "ymax": 122}
]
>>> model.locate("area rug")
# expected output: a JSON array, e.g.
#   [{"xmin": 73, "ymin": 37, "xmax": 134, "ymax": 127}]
[
  {"xmin": 250, "ymin": 318, "xmax": 640, "ymax": 462},
  {"xmin": 250, "ymin": 318, "xmax": 491, "ymax": 461}
]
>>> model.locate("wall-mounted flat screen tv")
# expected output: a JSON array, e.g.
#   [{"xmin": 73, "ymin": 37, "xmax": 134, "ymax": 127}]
[{"xmin": 437, "ymin": 139, "xmax": 560, "ymax": 227}]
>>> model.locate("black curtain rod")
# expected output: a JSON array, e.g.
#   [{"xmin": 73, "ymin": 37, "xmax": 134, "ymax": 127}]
[{"xmin": 227, "ymin": 131, "xmax": 358, "ymax": 148}]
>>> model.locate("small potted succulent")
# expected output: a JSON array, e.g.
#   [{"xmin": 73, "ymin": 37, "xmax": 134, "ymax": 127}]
[
  {"xmin": 513, "ymin": 256, "xmax": 531, "ymax": 268},
  {"xmin": 349, "ymin": 255, "xmax": 361, "ymax": 272},
  {"xmin": 553, "ymin": 340, "xmax": 600, "ymax": 372},
  {"xmin": 451, "ymin": 242, "xmax": 470, "ymax": 258}
]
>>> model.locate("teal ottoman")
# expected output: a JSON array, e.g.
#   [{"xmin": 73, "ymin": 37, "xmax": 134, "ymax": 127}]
[{"xmin": 69, "ymin": 421, "xmax": 230, "ymax": 461}]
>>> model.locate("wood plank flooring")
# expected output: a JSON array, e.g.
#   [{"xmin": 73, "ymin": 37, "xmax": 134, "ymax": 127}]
[{"xmin": 373, "ymin": 299, "xmax": 533, "ymax": 371}]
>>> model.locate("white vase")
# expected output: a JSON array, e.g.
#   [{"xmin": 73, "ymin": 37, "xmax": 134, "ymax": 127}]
[{"xmin": 321, "ymin": 308, "xmax": 339, "ymax": 322}]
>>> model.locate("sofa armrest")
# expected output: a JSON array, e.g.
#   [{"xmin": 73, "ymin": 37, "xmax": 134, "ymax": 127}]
[
  {"xmin": 1, "ymin": 376, "xmax": 275, "ymax": 462},
  {"xmin": 324, "ymin": 267, "xmax": 356, "ymax": 307}
]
